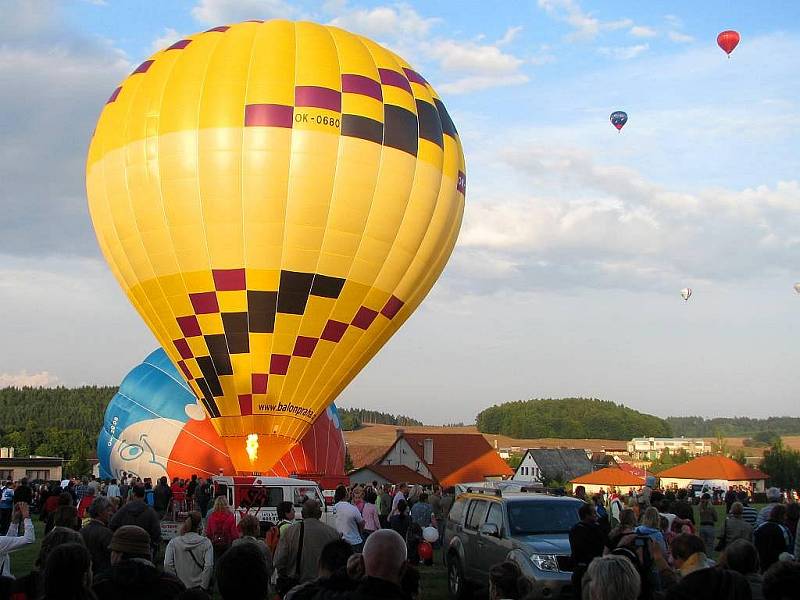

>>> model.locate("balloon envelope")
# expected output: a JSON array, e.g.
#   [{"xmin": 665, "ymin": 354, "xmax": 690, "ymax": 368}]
[
  {"xmin": 87, "ymin": 21, "xmax": 465, "ymax": 473},
  {"xmin": 680, "ymin": 288, "xmax": 692, "ymax": 301},
  {"xmin": 418, "ymin": 541, "xmax": 434, "ymax": 561},
  {"xmin": 422, "ymin": 526, "xmax": 439, "ymax": 543},
  {"xmin": 98, "ymin": 349, "xmax": 346, "ymax": 481},
  {"xmin": 717, "ymin": 30, "xmax": 740, "ymax": 55},
  {"xmin": 610, "ymin": 111, "xmax": 628, "ymax": 131}
]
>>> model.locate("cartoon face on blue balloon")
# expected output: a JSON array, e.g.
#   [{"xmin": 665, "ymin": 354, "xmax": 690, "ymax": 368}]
[
  {"xmin": 98, "ymin": 349, "xmax": 203, "ymax": 481},
  {"xmin": 99, "ymin": 349, "xmax": 346, "ymax": 481}
]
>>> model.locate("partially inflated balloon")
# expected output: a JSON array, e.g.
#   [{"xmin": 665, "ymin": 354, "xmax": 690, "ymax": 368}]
[
  {"xmin": 717, "ymin": 30, "xmax": 740, "ymax": 57},
  {"xmin": 97, "ymin": 349, "xmax": 346, "ymax": 481},
  {"xmin": 610, "ymin": 111, "xmax": 628, "ymax": 131},
  {"xmin": 87, "ymin": 21, "xmax": 465, "ymax": 473}
]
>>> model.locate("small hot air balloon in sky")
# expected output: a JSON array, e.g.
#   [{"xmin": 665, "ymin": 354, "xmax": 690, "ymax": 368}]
[
  {"xmin": 680, "ymin": 288, "xmax": 692, "ymax": 302},
  {"xmin": 717, "ymin": 30, "xmax": 740, "ymax": 57},
  {"xmin": 87, "ymin": 21, "xmax": 465, "ymax": 474},
  {"xmin": 610, "ymin": 111, "xmax": 628, "ymax": 132},
  {"xmin": 794, "ymin": 282, "xmax": 800, "ymax": 294},
  {"xmin": 98, "ymin": 349, "xmax": 346, "ymax": 482}
]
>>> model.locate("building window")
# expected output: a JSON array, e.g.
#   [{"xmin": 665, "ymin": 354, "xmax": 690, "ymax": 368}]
[
  {"xmin": 0, "ymin": 469, "xmax": 12, "ymax": 480},
  {"xmin": 25, "ymin": 469, "xmax": 50, "ymax": 481}
]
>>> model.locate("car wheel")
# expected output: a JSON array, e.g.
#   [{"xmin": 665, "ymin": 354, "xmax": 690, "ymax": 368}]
[{"xmin": 448, "ymin": 555, "xmax": 468, "ymax": 599}]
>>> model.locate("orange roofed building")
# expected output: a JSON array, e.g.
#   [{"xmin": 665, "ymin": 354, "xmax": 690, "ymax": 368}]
[
  {"xmin": 570, "ymin": 467, "xmax": 645, "ymax": 496},
  {"xmin": 348, "ymin": 429, "xmax": 513, "ymax": 488},
  {"xmin": 658, "ymin": 455, "xmax": 768, "ymax": 492}
]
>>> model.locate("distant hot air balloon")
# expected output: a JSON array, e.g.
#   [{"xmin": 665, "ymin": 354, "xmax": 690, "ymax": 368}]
[
  {"xmin": 98, "ymin": 349, "xmax": 346, "ymax": 482},
  {"xmin": 794, "ymin": 282, "xmax": 800, "ymax": 294},
  {"xmin": 717, "ymin": 30, "xmax": 740, "ymax": 57},
  {"xmin": 87, "ymin": 21, "xmax": 465, "ymax": 474},
  {"xmin": 610, "ymin": 111, "xmax": 628, "ymax": 131},
  {"xmin": 680, "ymin": 288, "xmax": 692, "ymax": 302}
]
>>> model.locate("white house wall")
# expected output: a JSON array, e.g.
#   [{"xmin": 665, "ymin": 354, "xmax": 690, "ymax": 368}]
[
  {"xmin": 513, "ymin": 452, "xmax": 542, "ymax": 483},
  {"xmin": 379, "ymin": 438, "xmax": 433, "ymax": 479}
]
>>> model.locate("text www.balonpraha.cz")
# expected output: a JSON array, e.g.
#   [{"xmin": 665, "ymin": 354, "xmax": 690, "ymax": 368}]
[{"xmin": 257, "ymin": 402, "xmax": 316, "ymax": 419}]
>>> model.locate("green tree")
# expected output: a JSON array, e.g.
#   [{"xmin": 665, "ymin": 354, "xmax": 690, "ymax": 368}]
[
  {"xmin": 506, "ymin": 455, "xmax": 523, "ymax": 470},
  {"xmin": 476, "ymin": 398, "xmax": 671, "ymax": 439},
  {"xmin": 649, "ymin": 448, "xmax": 692, "ymax": 473},
  {"xmin": 731, "ymin": 449, "xmax": 747, "ymax": 465},
  {"xmin": 761, "ymin": 440, "xmax": 800, "ymax": 490}
]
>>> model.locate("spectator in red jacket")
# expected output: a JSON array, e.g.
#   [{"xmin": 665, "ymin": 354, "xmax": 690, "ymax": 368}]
[
  {"xmin": 77, "ymin": 486, "xmax": 96, "ymax": 519},
  {"xmin": 205, "ymin": 496, "xmax": 239, "ymax": 560},
  {"xmin": 171, "ymin": 478, "xmax": 187, "ymax": 512}
]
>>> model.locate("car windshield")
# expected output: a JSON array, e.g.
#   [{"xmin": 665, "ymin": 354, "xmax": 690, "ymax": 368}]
[{"xmin": 507, "ymin": 501, "xmax": 579, "ymax": 535}]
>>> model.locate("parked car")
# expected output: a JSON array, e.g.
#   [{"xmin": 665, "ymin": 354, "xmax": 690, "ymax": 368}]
[{"xmin": 443, "ymin": 488, "xmax": 583, "ymax": 599}]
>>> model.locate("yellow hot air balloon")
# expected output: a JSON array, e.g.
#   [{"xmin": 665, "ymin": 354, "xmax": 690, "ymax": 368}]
[{"xmin": 86, "ymin": 20, "xmax": 465, "ymax": 473}]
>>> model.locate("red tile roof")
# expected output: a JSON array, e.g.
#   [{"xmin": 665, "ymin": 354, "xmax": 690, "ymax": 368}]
[
  {"xmin": 352, "ymin": 464, "xmax": 432, "ymax": 485},
  {"xmin": 399, "ymin": 433, "xmax": 513, "ymax": 487},
  {"xmin": 571, "ymin": 467, "xmax": 645, "ymax": 487},
  {"xmin": 348, "ymin": 445, "xmax": 387, "ymax": 469},
  {"xmin": 658, "ymin": 455, "xmax": 768, "ymax": 481}
]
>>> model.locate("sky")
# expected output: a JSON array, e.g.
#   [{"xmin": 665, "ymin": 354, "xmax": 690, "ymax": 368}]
[{"xmin": 1, "ymin": 0, "xmax": 799, "ymax": 424}]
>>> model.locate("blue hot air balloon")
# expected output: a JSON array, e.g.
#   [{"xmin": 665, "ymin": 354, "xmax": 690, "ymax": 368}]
[
  {"xmin": 98, "ymin": 349, "xmax": 346, "ymax": 482},
  {"xmin": 610, "ymin": 111, "xmax": 628, "ymax": 131}
]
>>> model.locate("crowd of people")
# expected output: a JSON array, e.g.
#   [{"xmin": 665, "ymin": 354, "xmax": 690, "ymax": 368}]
[
  {"xmin": 568, "ymin": 483, "xmax": 800, "ymax": 599},
  {"xmin": 2, "ymin": 472, "xmax": 800, "ymax": 599},
  {"xmin": 0, "ymin": 474, "xmax": 454, "ymax": 600}
]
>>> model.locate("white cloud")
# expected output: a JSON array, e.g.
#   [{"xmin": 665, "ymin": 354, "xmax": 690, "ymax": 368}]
[
  {"xmin": 597, "ymin": 44, "xmax": 649, "ymax": 60},
  {"xmin": 538, "ymin": 0, "xmax": 632, "ymax": 41},
  {"xmin": 456, "ymin": 141, "xmax": 800, "ymax": 291},
  {"xmin": 151, "ymin": 28, "xmax": 185, "ymax": 53},
  {"xmin": 328, "ymin": 3, "xmax": 438, "ymax": 40},
  {"xmin": 426, "ymin": 39, "xmax": 529, "ymax": 94},
  {"xmin": 428, "ymin": 39, "xmax": 524, "ymax": 76},
  {"xmin": 191, "ymin": 0, "xmax": 298, "ymax": 24},
  {"xmin": 629, "ymin": 25, "xmax": 657, "ymax": 38},
  {"xmin": 0, "ymin": 371, "xmax": 59, "ymax": 388},
  {"xmin": 496, "ymin": 25, "xmax": 523, "ymax": 46},
  {"xmin": 438, "ymin": 73, "xmax": 530, "ymax": 95},
  {"xmin": 668, "ymin": 31, "xmax": 694, "ymax": 43}
]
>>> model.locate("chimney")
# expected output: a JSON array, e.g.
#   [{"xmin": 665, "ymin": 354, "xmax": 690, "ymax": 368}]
[
  {"xmin": 423, "ymin": 438, "xmax": 434, "ymax": 464},
  {"xmin": 395, "ymin": 428, "xmax": 405, "ymax": 440}
]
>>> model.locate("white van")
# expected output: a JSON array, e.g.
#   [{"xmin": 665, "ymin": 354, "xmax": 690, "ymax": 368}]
[{"xmin": 160, "ymin": 475, "xmax": 331, "ymax": 540}]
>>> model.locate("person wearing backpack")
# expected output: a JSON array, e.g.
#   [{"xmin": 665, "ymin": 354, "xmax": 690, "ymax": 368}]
[
  {"xmin": 164, "ymin": 511, "xmax": 214, "ymax": 591},
  {"xmin": 205, "ymin": 496, "xmax": 238, "ymax": 560}
]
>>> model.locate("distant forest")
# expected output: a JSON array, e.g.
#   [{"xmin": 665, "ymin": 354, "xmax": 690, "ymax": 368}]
[
  {"xmin": 3, "ymin": 387, "xmax": 800, "ymax": 464},
  {"xmin": 476, "ymin": 398, "xmax": 672, "ymax": 439},
  {"xmin": 667, "ymin": 416, "xmax": 800, "ymax": 438},
  {"xmin": 0, "ymin": 387, "xmax": 421, "ymax": 460},
  {"xmin": 337, "ymin": 408, "xmax": 423, "ymax": 431},
  {"xmin": 0, "ymin": 386, "xmax": 116, "ymax": 468}
]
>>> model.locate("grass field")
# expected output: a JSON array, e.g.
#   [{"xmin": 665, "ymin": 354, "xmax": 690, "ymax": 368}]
[{"xmin": 8, "ymin": 504, "xmax": 765, "ymax": 599}]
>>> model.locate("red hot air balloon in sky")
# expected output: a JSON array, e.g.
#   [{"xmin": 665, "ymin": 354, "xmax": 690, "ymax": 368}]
[{"xmin": 717, "ymin": 30, "xmax": 740, "ymax": 57}]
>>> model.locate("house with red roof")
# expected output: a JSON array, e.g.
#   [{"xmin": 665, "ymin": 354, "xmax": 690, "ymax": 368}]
[
  {"xmin": 348, "ymin": 429, "xmax": 513, "ymax": 488},
  {"xmin": 658, "ymin": 455, "xmax": 768, "ymax": 492},
  {"xmin": 570, "ymin": 467, "xmax": 645, "ymax": 496}
]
